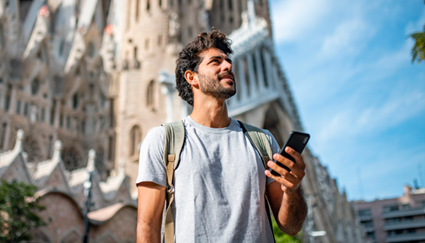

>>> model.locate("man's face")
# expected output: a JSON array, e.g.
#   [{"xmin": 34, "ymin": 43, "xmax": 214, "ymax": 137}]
[{"xmin": 196, "ymin": 47, "xmax": 236, "ymax": 100}]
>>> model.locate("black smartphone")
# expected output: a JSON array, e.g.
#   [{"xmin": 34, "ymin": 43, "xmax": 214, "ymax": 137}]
[{"xmin": 270, "ymin": 131, "xmax": 310, "ymax": 176}]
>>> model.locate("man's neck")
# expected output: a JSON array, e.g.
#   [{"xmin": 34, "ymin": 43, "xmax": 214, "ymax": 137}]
[{"xmin": 190, "ymin": 97, "xmax": 230, "ymax": 128}]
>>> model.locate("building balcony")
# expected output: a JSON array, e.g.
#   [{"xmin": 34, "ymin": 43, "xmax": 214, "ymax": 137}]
[
  {"xmin": 382, "ymin": 207, "xmax": 425, "ymax": 219},
  {"xmin": 384, "ymin": 219, "xmax": 425, "ymax": 230},
  {"xmin": 386, "ymin": 232, "xmax": 425, "ymax": 242},
  {"xmin": 359, "ymin": 215, "xmax": 373, "ymax": 221},
  {"xmin": 363, "ymin": 225, "xmax": 374, "ymax": 233}
]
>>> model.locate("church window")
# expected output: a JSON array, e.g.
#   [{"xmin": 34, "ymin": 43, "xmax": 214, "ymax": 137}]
[
  {"xmin": 0, "ymin": 123, "xmax": 7, "ymax": 149},
  {"xmin": 229, "ymin": 16, "xmax": 233, "ymax": 24},
  {"xmin": 31, "ymin": 78, "xmax": 39, "ymax": 95},
  {"xmin": 62, "ymin": 146, "xmax": 84, "ymax": 171},
  {"xmin": 23, "ymin": 135, "xmax": 43, "ymax": 162},
  {"xmin": 73, "ymin": 93, "xmax": 78, "ymax": 109},
  {"xmin": 146, "ymin": 0, "xmax": 150, "ymax": 12},
  {"xmin": 109, "ymin": 98, "xmax": 114, "ymax": 128},
  {"xmin": 228, "ymin": 0, "xmax": 233, "ymax": 10},
  {"xmin": 48, "ymin": 135, "xmax": 53, "ymax": 158},
  {"xmin": 130, "ymin": 125, "xmax": 142, "ymax": 156},
  {"xmin": 238, "ymin": 0, "xmax": 243, "ymax": 24},
  {"xmin": 5, "ymin": 84, "xmax": 11, "ymax": 111},
  {"xmin": 135, "ymin": 0, "xmax": 140, "ymax": 21},
  {"xmin": 219, "ymin": 0, "xmax": 224, "ymax": 10},
  {"xmin": 16, "ymin": 100, "xmax": 21, "ymax": 114},
  {"xmin": 60, "ymin": 114, "xmax": 64, "ymax": 127},
  {"xmin": 50, "ymin": 101, "xmax": 56, "ymax": 125},
  {"xmin": 81, "ymin": 120, "xmax": 85, "ymax": 134},
  {"xmin": 108, "ymin": 136, "xmax": 114, "ymax": 160},
  {"xmin": 95, "ymin": 147, "xmax": 105, "ymax": 176},
  {"xmin": 147, "ymin": 80, "xmax": 155, "ymax": 107},
  {"xmin": 87, "ymin": 42, "xmax": 95, "ymax": 58},
  {"xmin": 159, "ymin": 0, "xmax": 162, "ymax": 8},
  {"xmin": 158, "ymin": 35, "xmax": 162, "ymax": 46},
  {"xmin": 66, "ymin": 116, "xmax": 70, "ymax": 129}
]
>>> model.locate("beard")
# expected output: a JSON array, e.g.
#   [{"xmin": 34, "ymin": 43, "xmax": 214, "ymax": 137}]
[{"xmin": 198, "ymin": 71, "xmax": 237, "ymax": 99}]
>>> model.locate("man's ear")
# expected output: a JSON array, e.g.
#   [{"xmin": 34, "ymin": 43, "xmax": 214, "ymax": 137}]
[{"xmin": 184, "ymin": 70, "xmax": 199, "ymax": 87}]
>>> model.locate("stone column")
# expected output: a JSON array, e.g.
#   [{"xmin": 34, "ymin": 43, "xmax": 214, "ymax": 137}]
[
  {"xmin": 236, "ymin": 58, "xmax": 248, "ymax": 102},
  {"xmin": 254, "ymin": 48, "xmax": 266, "ymax": 94},
  {"xmin": 246, "ymin": 52, "xmax": 257, "ymax": 98}
]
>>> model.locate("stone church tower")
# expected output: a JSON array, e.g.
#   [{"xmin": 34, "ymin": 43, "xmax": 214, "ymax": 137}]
[{"xmin": 0, "ymin": 0, "xmax": 370, "ymax": 242}]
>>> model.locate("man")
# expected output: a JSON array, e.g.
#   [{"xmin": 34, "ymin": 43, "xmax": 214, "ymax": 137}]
[{"xmin": 136, "ymin": 30, "xmax": 307, "ymax": 243}]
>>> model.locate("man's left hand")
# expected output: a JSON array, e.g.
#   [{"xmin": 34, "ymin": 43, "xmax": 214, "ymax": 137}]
[{"xmin": 265, "ymin": 147, "xmax": 306, "ymax": 196}]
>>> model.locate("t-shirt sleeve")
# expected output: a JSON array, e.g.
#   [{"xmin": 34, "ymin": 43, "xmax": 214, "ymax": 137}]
[
  {"xmin": 263, "ymin": 129, "xmax": 281, "ymax": 185},
  {"xmin": 135, "ymin": 126, "xmax": 167, "ymax": 188}
]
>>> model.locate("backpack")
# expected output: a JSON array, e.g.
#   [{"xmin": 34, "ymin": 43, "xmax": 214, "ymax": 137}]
[{"xmin": 162, "ymin": 119, "xmax": 275, "ymax": 243}]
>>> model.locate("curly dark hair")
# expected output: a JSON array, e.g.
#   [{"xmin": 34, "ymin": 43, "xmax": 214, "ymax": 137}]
[{"xmin": 175, "ymin": 29, "xmax": 233, "ymax": 106}]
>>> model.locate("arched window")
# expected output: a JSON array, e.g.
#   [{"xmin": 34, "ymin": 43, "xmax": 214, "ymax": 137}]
[
  {"xmin": 130, "ymin": 125, "xmax": 142, "ymax": 156},
  {"xmin": 147, "ymin": 80, "xmax": 155, "ymax": 108}
]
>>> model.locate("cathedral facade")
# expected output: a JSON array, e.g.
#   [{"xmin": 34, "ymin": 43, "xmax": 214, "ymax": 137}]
[{"xmin": 0, "ymin": 0, "xmax": 369, "ymax": 242}]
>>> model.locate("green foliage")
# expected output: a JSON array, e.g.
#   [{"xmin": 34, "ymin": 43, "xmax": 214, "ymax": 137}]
[
  {"xmin": 410, "ymin": 28, "xmax": 425, "ymax": 63},
  {"xmin": 272, "ymin": 218, "xmax": 302, "ymax": 243},
  {"xmin": 0, "ymin": 180, "xmax": 46, "ymax": 243}
]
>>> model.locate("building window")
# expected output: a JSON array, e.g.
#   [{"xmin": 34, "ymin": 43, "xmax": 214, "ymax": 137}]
[
  {"xmin": 31, "ymin": 78, "xmax": 39, "ymax": 95},
  {"xmin": 0, "ymin": 123, "xmax": 6, "ymax": 149},
  {"xmin": 401, "ymin": 204, "xmax": 410, "ymax": 210},
  {"xmin": 159, "ymin": 0, "xmax": 162, "ymax": 7},
  {"xmin": 5, "ymin": 84, "xmax": 11, "ymax": 111},
  {"xmin": 228, "ymin": 0, "xmax": 233, "ymax": 10},
  {"xmin": 366, "ymin": 232, "xmax": 375, "ymax": 240},
  {"xmin": 109, "ymin": 98, "xmax": 114, "ymax": 128},
  {"xmin": 16, "ymin": 100, "xmax": 21, "ymax": 114},
  {"xmin": 147, "ymin": 80, "xmax": 155, "ymax": 108},
  {"xmin": 108, "ymin": 136, "xmax": 114, "ymax": 160},
  {"xmin": 41, "ymin": 108, "xmax": 45, "ymax": 122},
  {"xmin": 158, "ymin": 35, "xmax": 162, "ymax": 46},
  {"xmin": 386, "ymin": 218, "xmax": 401, "ymax": 224},
  {"xmin": 23, "ymin": 103, "xmax": 28, "ymax": 116},
  {"xmin": 384, "ymin": 205, "xmax": 399, "ymax": 212},
  {"xmin": 358, "ymin": 209, "xmax": 371, "ymax": 217},
  {"xmin": 73, "ymin": 93, "xmax": 78, "ymax": 109},
  {"xmin": 361, "ymin": 220, "xmax": 373, "ymax": 228},
  {"xmin": 130, "ymin": 125, "xmax": 142, "ymax": 156},
  {"xmin": 146, "ymin": 0, "xmax": 150, "ymax": 12}
]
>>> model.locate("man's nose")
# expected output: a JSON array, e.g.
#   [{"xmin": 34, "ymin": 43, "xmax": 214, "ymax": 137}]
[{"xmin": 222, "ymin": 60, "xmax": 232, "ymax": 72}]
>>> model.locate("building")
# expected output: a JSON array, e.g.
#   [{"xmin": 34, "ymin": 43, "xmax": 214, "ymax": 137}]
[
  {"xmin": 0, "ymin": 0, "xmax": 369, "ymax": 242},
  {"xmin": 354, "ymin": 185, "xmax": 425, "ymax": 243}
]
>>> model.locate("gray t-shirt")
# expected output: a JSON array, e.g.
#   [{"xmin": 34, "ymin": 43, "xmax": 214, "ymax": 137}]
[{"xmin": 136, "ymin": 116, "xmax": 280, "ymax": 243}]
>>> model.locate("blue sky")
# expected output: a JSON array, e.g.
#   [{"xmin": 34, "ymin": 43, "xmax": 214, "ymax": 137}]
[{"xmin": 268, "ymin": 0, "xmax": 425, "ymax": 201}]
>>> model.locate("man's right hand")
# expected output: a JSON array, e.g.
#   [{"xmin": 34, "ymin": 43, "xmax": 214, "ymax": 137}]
[{"xmin": 137, "ymin": 182, "xmax": 165, "ymax": 243}]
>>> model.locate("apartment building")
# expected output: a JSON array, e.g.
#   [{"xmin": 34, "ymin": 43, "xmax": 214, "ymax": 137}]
[{"xmin": 354, "ymin": 185, "xmax": 425, "ymax": 243}]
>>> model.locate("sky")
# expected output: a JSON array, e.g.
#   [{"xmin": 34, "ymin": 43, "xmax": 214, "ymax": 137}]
[{"xmin": 268, "ymin": 0, "xmax": 425, "ymax": 201}]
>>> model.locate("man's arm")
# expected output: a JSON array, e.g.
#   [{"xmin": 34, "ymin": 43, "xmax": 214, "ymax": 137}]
[
  {"xmin": 137, "ymin": 182, "xmax": 166, "ymax": 243},
  {"xmin": 265, "ymin": 147, "xmax": 308, "ymax": 236}
]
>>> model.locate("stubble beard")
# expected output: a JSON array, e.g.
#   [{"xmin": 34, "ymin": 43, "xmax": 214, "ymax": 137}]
[{"xmin": 198, "ymin": 72, "xmax": 237, "ymax": 100}]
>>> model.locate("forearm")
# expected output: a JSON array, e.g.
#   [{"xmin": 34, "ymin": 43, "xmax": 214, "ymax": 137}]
[
  {"xmin": 276, "ymin": 187, "xmax": 307, "ymax": 236},
  {"xmin": 137, "ymin": 220, "xmax": 161, "ymax": 243}
]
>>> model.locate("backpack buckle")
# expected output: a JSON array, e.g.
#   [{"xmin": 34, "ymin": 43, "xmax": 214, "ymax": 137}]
[{"xmin": 167, "ymin": 185, "xmax": 175, "ymax": 194}]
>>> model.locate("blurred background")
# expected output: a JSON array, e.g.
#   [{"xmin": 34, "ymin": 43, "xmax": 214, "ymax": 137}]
[{"xmin": 0, "ymin": 0, "xmax": 423, "ymax": 242}]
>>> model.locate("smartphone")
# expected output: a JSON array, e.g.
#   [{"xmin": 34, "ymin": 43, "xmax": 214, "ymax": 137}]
[{"xmin": 270, "ymin": 131, "xmax": 310, "ymax": 176}]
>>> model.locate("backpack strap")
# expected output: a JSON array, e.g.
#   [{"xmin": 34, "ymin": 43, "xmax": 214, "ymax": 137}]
[
  {"xmin": 237, "ymin": 121, "xmax": 273, "ymax": 168},
  {"xmin": 162, "ymin": 120, "xmax": 186, "ymax": 243},
  {"xmin": 238, "ymin": 120, "xmax": 276, "ymax": 243}
]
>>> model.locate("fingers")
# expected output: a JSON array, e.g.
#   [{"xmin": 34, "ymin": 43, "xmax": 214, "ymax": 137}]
[
  {"xmin": 266, "ymin": 161, "xmax": 299, "ymax": 184},
  {"xmin": 284, "ymin": 147, "xmax": 306, "ymax": 169},
  {"xmin": 265, "ymin": 167, "xmax": 299, "ymax": 194},
  {"xmin": 272, "ymin": 154, "xmax": 305, "ymax": 179}
]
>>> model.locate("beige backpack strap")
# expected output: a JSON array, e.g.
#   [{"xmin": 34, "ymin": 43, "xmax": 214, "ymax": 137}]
[
  {"xmin": 237, "ymin": 121, "xmax": 273, "ymax": 168},
  {"xmin": 162, "ymin": 120, "xmax": 186, "ymax": 243}
]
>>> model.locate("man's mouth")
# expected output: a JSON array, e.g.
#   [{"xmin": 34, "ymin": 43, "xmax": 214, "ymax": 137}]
[{"xmin": 219, "ymin": 74, "xmax": 234, "ymax": 83}]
